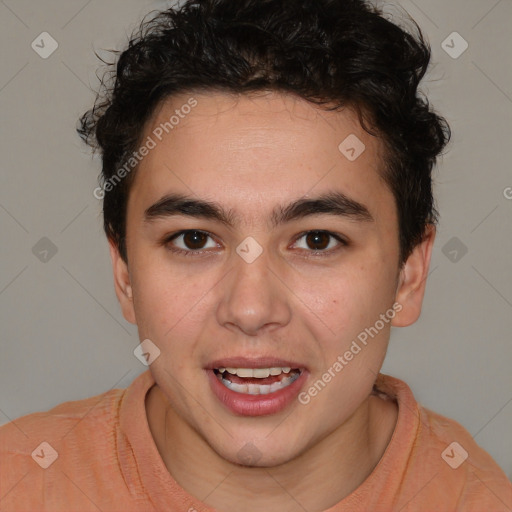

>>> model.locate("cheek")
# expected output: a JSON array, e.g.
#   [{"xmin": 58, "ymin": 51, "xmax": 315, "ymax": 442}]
[
  {"xmin": 130, "ymin": 253, "xmax": 213, "ymax": 337},
  {"xmin": 295, "ymin": 258, "xmax": 396, "ymax": 341}
]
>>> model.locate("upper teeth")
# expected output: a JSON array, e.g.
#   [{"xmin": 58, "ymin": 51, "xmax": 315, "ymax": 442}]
[{"xmin": 217, "ymin": 367, "xmax": 292, "ymax": 378}]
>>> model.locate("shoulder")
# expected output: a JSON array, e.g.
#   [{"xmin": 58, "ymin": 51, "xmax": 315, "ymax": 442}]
[
  {"xmin": 406, "ymin": 391, "xmax": 512, "ymax": 508},
  {"xmin": 0, "ymin": 387, "xmax": 125, "ymax": 501},
  {"xmin": 374, "ymin": 374, "xmax": 512, "ymax": 510},
  {"xmin": 0, "ymin": 386, "xmax": 125, "ymax": 447},
  {"xmin": 0, "ymin": 372, "xmax": 158, "ymax": 511},
  {"xmin": 421, "ymin": 405, "xmax": 512, "ymax": 502}
]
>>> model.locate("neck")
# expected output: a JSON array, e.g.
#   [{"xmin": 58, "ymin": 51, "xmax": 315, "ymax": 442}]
[{"xmin": 146, "ymin": 385, "xmax": 397, "ymax": 512}]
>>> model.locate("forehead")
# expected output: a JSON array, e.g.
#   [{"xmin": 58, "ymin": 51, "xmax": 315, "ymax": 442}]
[{"xmin": 128, "ymin": 90, "xmax": 393, "ymax": 225}]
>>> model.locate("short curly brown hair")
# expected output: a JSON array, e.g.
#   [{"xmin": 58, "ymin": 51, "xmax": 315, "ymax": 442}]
[{"xmin": 78, "ymin": 0, "xmax": 451, "ymax": 266}]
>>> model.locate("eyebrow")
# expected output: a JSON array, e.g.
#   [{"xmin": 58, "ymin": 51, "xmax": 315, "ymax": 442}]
[{"xmin": 143, "ymin": 191, "xmax": 374, "ymax": 228}]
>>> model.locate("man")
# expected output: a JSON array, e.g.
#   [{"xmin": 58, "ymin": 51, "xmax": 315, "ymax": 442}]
[{"xmin": 1, "ymin": 0, "xmax": 511, "ymax": 510}]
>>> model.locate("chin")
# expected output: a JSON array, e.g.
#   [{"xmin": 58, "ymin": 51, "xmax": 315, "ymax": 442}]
[{"xmin": 213, "ymin": 437, "xmax": 305, "ymax": 468}]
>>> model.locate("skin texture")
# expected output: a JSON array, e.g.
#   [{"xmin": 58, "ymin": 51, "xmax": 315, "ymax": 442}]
[{"xmin": 109, "ymin": 91, "xmax": 435, "ymax": 511}]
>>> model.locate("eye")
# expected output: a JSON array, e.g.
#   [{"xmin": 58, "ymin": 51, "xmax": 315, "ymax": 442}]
[
  {"xmin": 292, "ymin": 230, "xmax": 346, "ymax": 253},
  {"xmin": 165, "ymin": 230, "xmax": 218, "ymax": 254},
  {"xmin": 163, "ymin": 229, "xmax": 347, "ymax": 257}
]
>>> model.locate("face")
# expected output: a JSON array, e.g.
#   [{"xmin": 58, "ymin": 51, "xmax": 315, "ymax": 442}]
[{"xmin": 111, "ymin": 91, "xmax": 433, "ymax": 467}]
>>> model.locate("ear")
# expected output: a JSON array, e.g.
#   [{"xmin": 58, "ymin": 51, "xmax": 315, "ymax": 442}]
[
  {"xmin": 109, "ymin": 239, "xmax": 137, "ymax": 325},
  {"xmin": 391, "ymin": 224, "xmax": 436, "ymax": 327}
]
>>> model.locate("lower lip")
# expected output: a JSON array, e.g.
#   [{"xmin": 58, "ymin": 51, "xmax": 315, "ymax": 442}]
[{"xmin": 206, "ymin": 369, "xmax": 308, "ymax": 416}]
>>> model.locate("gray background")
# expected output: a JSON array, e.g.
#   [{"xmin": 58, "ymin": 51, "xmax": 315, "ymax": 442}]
[{"xmin": 0, "ymin": 0, "xmax": 511, "ymax": 482}]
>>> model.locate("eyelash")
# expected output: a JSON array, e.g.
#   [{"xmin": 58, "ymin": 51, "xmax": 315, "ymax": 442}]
[{"xmin": 162, "ymin": 230, "xmax": 348, "ymax": 258}]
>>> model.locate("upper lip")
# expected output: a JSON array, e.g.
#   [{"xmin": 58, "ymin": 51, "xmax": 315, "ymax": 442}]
[{"xmin": 205, "ymin": 357, "xmax": 306, "ymax": 370}]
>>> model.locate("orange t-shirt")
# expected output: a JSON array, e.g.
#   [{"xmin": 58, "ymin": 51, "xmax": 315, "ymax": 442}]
[{"xmin": 1, "ymin": 371, "xmax": 511, "ymax": 511}]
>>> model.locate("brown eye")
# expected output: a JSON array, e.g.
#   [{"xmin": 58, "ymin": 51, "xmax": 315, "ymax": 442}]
[
  {"xmin": 292, "ymin": 230, "xmax": 346, "ymax": 254},
  {"xmin": 305, "ymin": 231, "xmax": 331, "ymax": 250},
  {"xmin": 182, "ymin": 231, "xmax": 209, "ymax": 250},
  {"xmin": 166, "ymin": 230, "xmax": 217, "ymax": 253}
]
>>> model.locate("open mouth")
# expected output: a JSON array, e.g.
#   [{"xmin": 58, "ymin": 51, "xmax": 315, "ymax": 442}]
[{"xmin": 213, "ymin": 367, "xmax": 302, "ymax": 395}]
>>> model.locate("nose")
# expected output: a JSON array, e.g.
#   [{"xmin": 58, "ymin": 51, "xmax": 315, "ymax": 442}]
[{"xmin": 216, "ymin": 247, "xmax": 292, "ymax": 336}]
